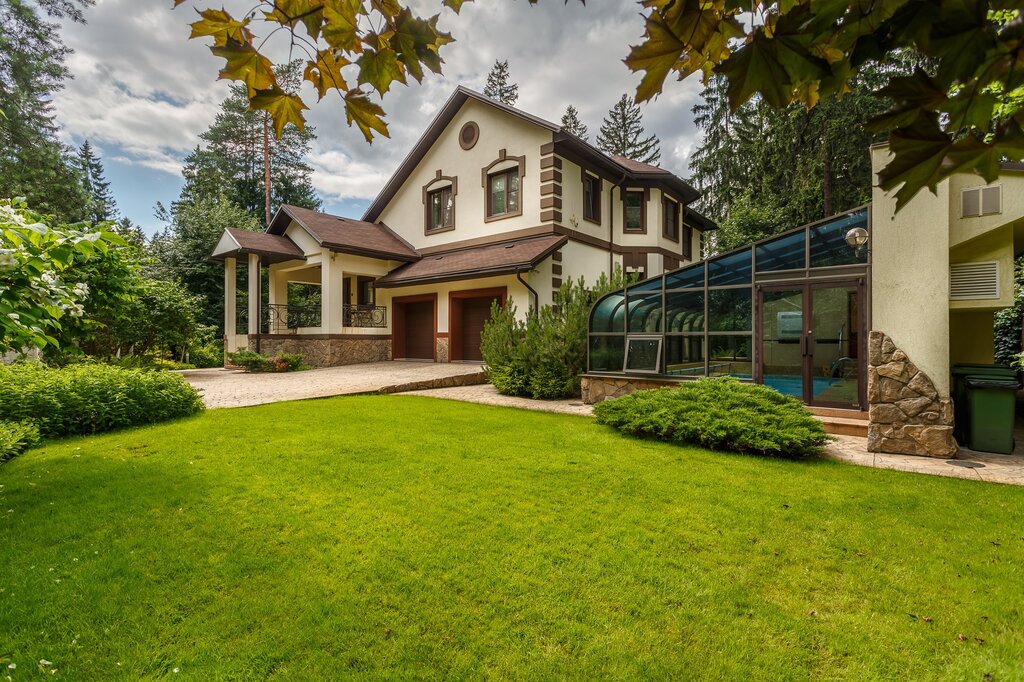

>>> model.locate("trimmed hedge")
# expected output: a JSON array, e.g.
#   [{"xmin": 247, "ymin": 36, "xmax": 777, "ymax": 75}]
[
  {"xmin": 0, "ymin": 420, "xmax": 41, "ymax": 463},
  {"xmin": 593, "ymin": 377, "xmax": 831, "ymax": 458},
  {"xmin": 0, "ymin": 363, "xmax": 205, "ymax": 439},
  {"xmin": 227, "ymin": 350, "xmax": 308, "ymax": 373}
]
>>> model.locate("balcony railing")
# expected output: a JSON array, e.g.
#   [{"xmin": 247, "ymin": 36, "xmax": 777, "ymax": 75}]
[
  {"xmin": 343, "ymin": 304, "xmax": 387, "ymax": 328},
  {"xmin": 265, "ymin": 303, "xmax": 321, "ymax": 333}
]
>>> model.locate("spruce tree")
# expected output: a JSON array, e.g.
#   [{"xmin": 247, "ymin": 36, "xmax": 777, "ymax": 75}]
[
  {"xmin": 560, "ymin": 105, "xmax": 588, "ymax": 141},
  {"xmin": 483, "ymin": 60, "xmax": 518, "ymax": 105},
  {"xmin": 596, "ymin": 94, "xmax": 661, "ymax": 165},
  {"xmin": 77, "ymin": 140, "xmax": 118, "ymax": 223}
]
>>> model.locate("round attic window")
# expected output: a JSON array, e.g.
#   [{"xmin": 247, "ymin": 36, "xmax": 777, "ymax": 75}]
[{"xmin": 459, "ymin": 121, "xmax": 479, "ymax": 150}]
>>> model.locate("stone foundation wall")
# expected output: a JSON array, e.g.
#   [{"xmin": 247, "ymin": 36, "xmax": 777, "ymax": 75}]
[
  {"xmin": 581, "ymin": 374, "xmax": 683, "ymax": 404},
  {"xmin": 867, "ymin": 331, "xmax": 957, "ymax": 458},
  {"xmin": 249, "ymin": 335, "xmax": 391, "ymax": 368},
  {"xmin": 436, "ymin": 336, "xmax": 450, "ymax": 363}
]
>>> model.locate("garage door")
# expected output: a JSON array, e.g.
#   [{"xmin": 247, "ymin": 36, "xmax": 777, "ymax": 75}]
[
  {"xmin": 459, "ymin": 296, "xmax": 499, "ymax": 362},
  {"xmin": 402, "ymin": 301, "xmax": 434, "ymax": 359}
]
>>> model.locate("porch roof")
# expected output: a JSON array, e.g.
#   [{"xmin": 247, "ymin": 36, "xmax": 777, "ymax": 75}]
[
  {"xmin": 374, "ymin": 234, "xmax": 568, "ymax": 288},
  {"xmin": 210, "ymin": 228, "xmax": 305, "ymax": 264},
  {"xmin": 269, "ymin": 204, "xmax": 420, "ymax": 262}
]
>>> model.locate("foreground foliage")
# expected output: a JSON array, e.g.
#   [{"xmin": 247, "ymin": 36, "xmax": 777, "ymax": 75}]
[
  {"xmin": 227, "ymin": 349, "xmax": 308, "ymax": 373},
  {"xmin": 1, "ymin": 396, "xmax": 1022, "ymax": 678},
  {"xmin": 0, "ymin": 363, "xmax": 204, "ymax": 439},
  {"xmin": 594, "ymin": 378, "xmax": 830, "ymax": 458},
  {"xmin": 481, "ymin": 272, "xmax": 629, "ymax": 399},
  {"xmin": 0, "ymin": 420, "xmax": 40, "ymax": 463}
]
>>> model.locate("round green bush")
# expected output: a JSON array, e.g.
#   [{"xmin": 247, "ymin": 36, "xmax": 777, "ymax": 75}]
[
  {"xmin": 593, "ymin": 377, "xmax": 831, "ymax": 458},
  {"xmin": 0, "ymin": 363, "xmax": 205, "ymax": 439}
]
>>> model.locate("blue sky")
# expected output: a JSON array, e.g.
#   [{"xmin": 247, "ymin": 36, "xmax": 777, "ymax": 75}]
[{"xmin": 55, "ymin": 1, "xmax": 706, "ymax": 237}]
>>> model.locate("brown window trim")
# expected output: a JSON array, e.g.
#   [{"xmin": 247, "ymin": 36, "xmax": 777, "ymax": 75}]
[
  {"xmin": 622, "ymin": 188, "xmax": 648, "ymax": 234},
  {"xmin": 481, "ymin": 149, "xmax": 525, "ymax": 223},
  {"xmin": 422, "ymin": 170, "xmax": 457, "ymax": 235},
  {"xmin": 662, "ymin": 195, "xmax": 680, "ymax": 242},
  {"xmin": 581, "ymin": 168, "xmax": 602, "ymax": 226},
  {"xmin": 682, "ymin": 223, "xmax": 693, "ymax": 261}
]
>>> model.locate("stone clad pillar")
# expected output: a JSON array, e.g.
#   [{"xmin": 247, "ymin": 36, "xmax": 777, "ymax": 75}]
[
  {"xmin": 248, "ymin": 253, "xmax": 260, "ymax": 336},
  {"xmin": 224, "ymin": 257, "xmax": 236, "ymax": 352}
]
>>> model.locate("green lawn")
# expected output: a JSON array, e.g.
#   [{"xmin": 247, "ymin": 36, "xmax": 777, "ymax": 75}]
[{"xmin": 1, "ymin": 396, "xmax": 1023, "ymax": 680}]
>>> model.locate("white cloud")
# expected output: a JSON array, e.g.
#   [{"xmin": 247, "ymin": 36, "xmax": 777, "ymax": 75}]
[{"xmin": 54, "ymin": 0, "xmax": 708, "ymax": 210}]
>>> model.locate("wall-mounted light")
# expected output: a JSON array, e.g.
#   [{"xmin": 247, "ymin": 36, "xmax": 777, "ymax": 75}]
[{"xmin": 845, "ymin": 226, "xmax": 869, "ymax": 249}]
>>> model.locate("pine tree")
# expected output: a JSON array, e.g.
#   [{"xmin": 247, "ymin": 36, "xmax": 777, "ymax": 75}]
[
  {"xmin": 0, "ymin": 0, "xmax": 92, "ymax": 222},
  {"xmin": 77, "ymin": 140, "xmax": 118, "ymax": 223},
  {"xmin": 179, "ymin": 60, "xmax": 321, "ymax": 227},
  {"xmin": 112, "ymin": 216, "xmax": 146, "ymax": 249},
  {"xmin": 483, "ymin": 60, "xmax": 518, "ymax": 105},
  {"xmin": 560, "ymin": 105, "xmax": 588, "ymax": 141},
  {"xmin": 596, "ymin": 94, "xmax": 661, "ymax": 165}
]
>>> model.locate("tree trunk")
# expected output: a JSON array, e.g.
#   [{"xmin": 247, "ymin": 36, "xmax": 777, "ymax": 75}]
[{"xmin": 263, "ymin": 113, "xmax": 272, "ymax": 227}]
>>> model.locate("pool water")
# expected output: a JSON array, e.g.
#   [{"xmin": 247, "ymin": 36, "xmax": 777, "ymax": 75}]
[{"xmin": 733, "ymin": 374, "xmax": 837, "ymax": 398}]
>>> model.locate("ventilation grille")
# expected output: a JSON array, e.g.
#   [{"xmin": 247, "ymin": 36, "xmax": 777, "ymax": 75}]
[
  {"xmin": 950, "ymin": 261, "xmax": 1000, "ymax": 300},
  {"xmin": 961, "ymin": 185, "xmax": 1002, "ymax": 217}
]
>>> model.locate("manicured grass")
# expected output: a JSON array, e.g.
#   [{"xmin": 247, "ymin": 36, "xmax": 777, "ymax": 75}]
[{"xmin": 1, "ymin": 396, "xmax": 1023, "ymax": 679}]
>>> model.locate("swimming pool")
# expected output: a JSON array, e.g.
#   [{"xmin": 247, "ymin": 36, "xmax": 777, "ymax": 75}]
[{"xmin": 732, "ymin": 374, "xmax": 838, "ymax": 398}]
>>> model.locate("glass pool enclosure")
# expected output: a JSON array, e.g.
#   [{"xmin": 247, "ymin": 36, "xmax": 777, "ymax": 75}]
[{"xmin": 587, "ymin": 207, "xmax": 871, "ymax": 409}]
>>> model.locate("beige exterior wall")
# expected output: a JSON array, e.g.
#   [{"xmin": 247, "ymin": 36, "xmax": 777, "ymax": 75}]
[
  {"xmin": 376, "ymin": 98, "xmax": 552, "ymax": 248},
  {"xmin": 950, "ymin": 310, "xmax": 996, "ymax": 366},
  {"xmin": 870, "ymin": 146, "xmax": 953, "ymax": 396},
  {"xmin": 948, "ymin": 173, "xmax": 1024, "ymax": 247},
  {"xmin": 949, "ymin": 226, "xmax": 1014, "ymax": 311}
]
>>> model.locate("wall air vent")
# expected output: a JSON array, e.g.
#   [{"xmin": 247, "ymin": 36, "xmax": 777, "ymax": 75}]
[
  {"xmin": 961, "ymin": 185, "xmax": 1002, "ymax": 218},
  {"xmin": 950, "ymin": 261, "xmax": 1000, "ymax": 300}
]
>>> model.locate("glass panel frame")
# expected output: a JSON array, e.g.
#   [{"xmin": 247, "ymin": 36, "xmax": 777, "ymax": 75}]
[{"xmin": 624, "ymin": 336, "xmax": 662, "ymax": 373}]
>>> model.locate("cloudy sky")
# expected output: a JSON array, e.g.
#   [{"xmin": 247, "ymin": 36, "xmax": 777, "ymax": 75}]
[{"xmin": 55, "ymin": 0, "xmax": 707, "ymax": 235}]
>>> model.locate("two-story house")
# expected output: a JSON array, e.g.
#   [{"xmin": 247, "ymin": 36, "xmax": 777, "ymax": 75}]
[{"xmin": 212, "ymin": 86, "xmax": 715, "ymax": 367}]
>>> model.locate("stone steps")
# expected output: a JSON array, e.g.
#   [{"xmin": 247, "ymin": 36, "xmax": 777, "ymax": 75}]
[{"xmin": 809, "ymin": 407, "xmax": 869, "ymax": 438}]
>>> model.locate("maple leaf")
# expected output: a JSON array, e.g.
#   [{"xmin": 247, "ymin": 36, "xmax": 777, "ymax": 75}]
[
  {"xmin": 210, "ymin": 40, "xmax": 276, "ymax": 92},
  {"xmin": 356, "ymin": 47, "xmax": 406, "ymax": 96},
  {"xmin": 322, "ymin": 0, "xmax": 365, "ymax": 53},
  {"xmin": 717, "ymin": 31, "xmax": 793, "ymax": 109},
  {"xmin": 250, "ymin": 86, "xmax": 309, "ymax": 137},
  {"xmin": 876, "ymin": 113, "xmax": 951, "ymax": 209},
  {"xmin": 389, "ymin": 9, "xmax": 451, "ymax": 82},
  {"xmin": 305, "ymin": 50, "xmax": 351, "ymax": 100},
  {"xmin": 345, "ymin": 90, "xmax": 389, "ymax": 142},
  {"xmin": 625, "ymin": 12, "xmax": 685, "ymax": 103},
  {"xmin": 190, "ymin": 8, "xmax": 252, "ymax": 46}
]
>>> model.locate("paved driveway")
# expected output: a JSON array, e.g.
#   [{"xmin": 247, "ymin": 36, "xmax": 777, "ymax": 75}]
[{"xmin": 182, "ymin": 361, "xmax": 485, "ymax": 409}]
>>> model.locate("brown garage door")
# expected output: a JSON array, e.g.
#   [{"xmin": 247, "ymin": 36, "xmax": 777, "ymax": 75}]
[
  {"xmin": 459, "ymin": 296, "xmax": 499, "ymax": 362},
  {"xmin": 402, "ymin": 301, "xmax": 434, "ymax": 359}
]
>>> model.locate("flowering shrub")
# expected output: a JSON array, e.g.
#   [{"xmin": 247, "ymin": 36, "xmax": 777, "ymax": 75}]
[{"xmin": 0, "ymin": 198, "xmax": 123, "ymax": 353}]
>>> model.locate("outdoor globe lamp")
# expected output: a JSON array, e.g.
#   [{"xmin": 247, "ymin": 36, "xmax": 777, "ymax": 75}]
[{"xmin": 845, "ymin": 226, "xmax": 869, "ymax": 249}]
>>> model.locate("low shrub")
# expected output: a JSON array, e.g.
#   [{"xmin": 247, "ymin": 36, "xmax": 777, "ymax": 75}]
[
  {"xmin": 227, "ymin": 350, "xmax": 309, "ymax": 373},
  {"xmin": 0, "ymin": 363, "xmax": 205, "ymax": 439},
  {"xmin": 188, "ymin": 343, "xmax": 223, "ymax": 368},
  {"xmin": 593, "ymin": 377, "xmax": 831, "ymax": 458},
  {"xmin": 0, "ymin": 420, "xmax": 41, "ymax": 463}
]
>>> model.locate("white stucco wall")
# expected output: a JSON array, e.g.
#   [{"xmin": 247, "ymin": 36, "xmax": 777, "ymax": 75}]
[
  {"xmin": 870, "ymin": 146, "xmax": 952, "ymax": 396},
  {"xmin": 376, "ymin": 99, "xmax": 552, "ymax": 248}
]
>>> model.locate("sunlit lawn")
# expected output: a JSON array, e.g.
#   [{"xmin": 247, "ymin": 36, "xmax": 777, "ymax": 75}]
[{"xmin": 1, "ymin": 395, "xmax": 1023, "ymax": 679}]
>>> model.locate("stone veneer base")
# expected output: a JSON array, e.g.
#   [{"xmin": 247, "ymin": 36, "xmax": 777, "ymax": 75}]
[
  {"xmin": 247, "ymin": 334, "xmax": 391, "ymax": 368},
  {"xmin": 581, "ymin": 374, "xmax": 688, "ymax": 404},
  {"xmin": 867, "ymin": 331, "xmax": 957, "ymax": 458}
]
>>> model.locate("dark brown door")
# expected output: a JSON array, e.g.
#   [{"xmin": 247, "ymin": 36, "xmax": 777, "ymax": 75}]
[
  {"xmin": 459, "ymin": 297, "xmax": 498, "ymax": 361},
  {"xmin": 402, "ymin": 301, "xmax": 434, "ymax": 360}
]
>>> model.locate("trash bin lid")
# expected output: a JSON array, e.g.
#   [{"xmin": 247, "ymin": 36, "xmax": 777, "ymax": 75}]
[
  {"xmin": 965, "ymin": 378, "xmax": 1021, "ymax": 389},
  {"xmin": 953, "ymin": 363, "xmax": 1017, "ymax": 377}
]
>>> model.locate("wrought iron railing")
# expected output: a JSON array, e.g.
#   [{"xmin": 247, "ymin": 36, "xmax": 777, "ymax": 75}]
[
  {"xmin": 343, "ymin": 304, "xmax": 387, "ymax": 328},
  {"xmin": 265, "ymin": 303, "xmax": 322, "ymax": 333}
]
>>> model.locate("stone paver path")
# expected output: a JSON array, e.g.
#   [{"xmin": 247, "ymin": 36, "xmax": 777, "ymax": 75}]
[
  {"xmin": 183, "ymin": 361, "xmax": 484, "ymax": 409},
  {"xmin": 400, "ymin": 385, "xmax": 1024, "ymax": 486}
]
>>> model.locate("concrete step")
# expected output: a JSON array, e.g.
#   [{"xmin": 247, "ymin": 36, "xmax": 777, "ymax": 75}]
[
  {"xmin": 816, "ymin": 416, "xmax": 869, "ymax": 438},
  {"xmin": 809, "ymin": 406, "xmax": 869, "ymax": 420}
]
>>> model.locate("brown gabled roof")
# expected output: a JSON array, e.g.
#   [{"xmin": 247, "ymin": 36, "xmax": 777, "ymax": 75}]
[
  {"xmin": 362, "ymin": 86, "xmax": 702, "ymax": 221},
  {"xmin": 374, "ymin": 234, "xmax": 568, "ymax": 288},
  {"xmin": 211, "ymin": 228, "xmax": 305, "ymax": 263},
  {"xmin": 269, "ymin": 204, "xmax": 420, "ymax": 262}
]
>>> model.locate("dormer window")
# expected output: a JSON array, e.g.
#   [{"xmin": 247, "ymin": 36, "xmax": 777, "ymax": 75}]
[
  {"xmin": 583, "ymin": 173, "xmax": 601, "ymax": 224},
  {"xmin": 663, "ymin": 197, "xmax": 679, "ymax": 241},
  {"xmin": 422, "ymin": 171, "xmax": 457, "ymax": 234},
  {"xmin": 624, "ymin": 189, "xmax": 646, "ymax": 233}
]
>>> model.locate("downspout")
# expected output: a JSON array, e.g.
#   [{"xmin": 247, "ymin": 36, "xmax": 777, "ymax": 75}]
[{"xmin": 517, "ymin": 268, "xmax": 539, "ymax": 317}]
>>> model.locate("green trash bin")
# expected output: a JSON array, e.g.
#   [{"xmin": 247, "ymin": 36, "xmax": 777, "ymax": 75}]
[
  {"xmin": 952, "ymin": 364, "xmax": 1019, "ymax": 443},
  {"xmin": 964, "ymin": 377, "xmax": 1020, "ymax": 454}
]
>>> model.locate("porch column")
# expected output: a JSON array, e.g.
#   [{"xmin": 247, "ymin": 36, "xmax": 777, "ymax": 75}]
[
  {"xmin": 320, "ymin": 251, "xmax": 344, "ymax": 332},
  {"xmin": 268, "ymin": 264, "xmax": 288, "ymax": 332},
  {"xmin": 224, "ymin": 256, "xmax": 236, "ymax": 351},
  {"xmin": 248, "ymin": 253, "xmax": 261, "ymax": 336}
]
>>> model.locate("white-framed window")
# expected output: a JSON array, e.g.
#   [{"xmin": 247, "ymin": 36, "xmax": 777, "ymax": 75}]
[{"xmin": 624, "ymin": 336, "xmax": 662, "ymax": 373}]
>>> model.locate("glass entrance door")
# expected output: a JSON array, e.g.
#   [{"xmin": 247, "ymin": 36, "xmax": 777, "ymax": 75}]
[{"xmin": 758, "ymin": 282, "xmax": 864, "ymax": 408}]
